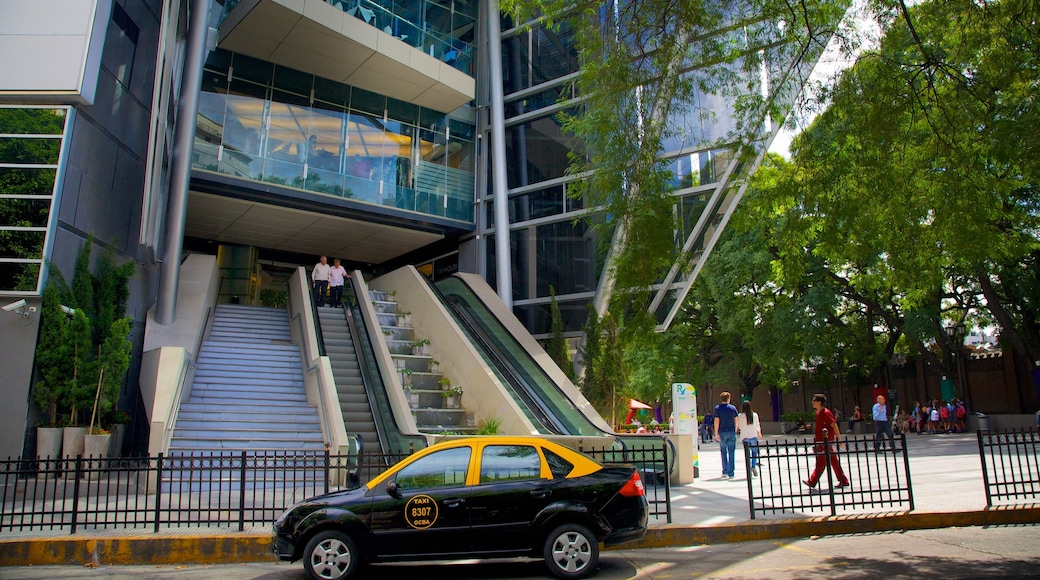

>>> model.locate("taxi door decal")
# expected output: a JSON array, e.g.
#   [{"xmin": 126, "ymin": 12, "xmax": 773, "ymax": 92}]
[{"xmin": 405, "ymin": 494, "xmax": 439, "ymax": 529}]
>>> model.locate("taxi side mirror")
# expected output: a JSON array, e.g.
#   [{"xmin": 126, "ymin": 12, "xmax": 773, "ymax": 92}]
[{"xmin": 387, "ymin": 480, "xmax": 401, "ymax": 498}]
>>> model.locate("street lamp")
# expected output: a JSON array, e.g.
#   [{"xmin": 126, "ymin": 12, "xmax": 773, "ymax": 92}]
[{"xmin": 944, "ymin": 322, "xmax": 969, "ymax": 406}]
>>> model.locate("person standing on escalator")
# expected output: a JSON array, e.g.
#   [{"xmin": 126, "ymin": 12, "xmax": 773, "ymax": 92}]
[{"xmin": 328, "ymin": 258, "xmax": 350, "ymax": 308}]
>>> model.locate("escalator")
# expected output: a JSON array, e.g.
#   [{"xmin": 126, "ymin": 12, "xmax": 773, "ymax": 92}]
[
  {"xmin": 431, "ymin": 274, "xmax": 676, "ymax": 479},
  {"xmin": 431, "ymin": 275, "xmax": 610, "ymax": 438}
]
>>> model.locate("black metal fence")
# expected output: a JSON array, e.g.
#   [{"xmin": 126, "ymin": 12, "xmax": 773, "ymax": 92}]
[
  {"xmin": 582, "ymin": 439, "xmax": 672, "ymax": 524},
  {"xmin": 1, "ymin": 444, "xmax": 671, "ymax": 534},
  {"xmin": 745, "ymin": 433, "xmax": 913, "ymax": 519},
  {"xmin": 977, "ymin": 428, "xmax": 1040, "ymax": 507}
]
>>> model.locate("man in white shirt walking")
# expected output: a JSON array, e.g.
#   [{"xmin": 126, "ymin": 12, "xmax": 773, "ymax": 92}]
[
  {"xmin": 328, "ymin": 258, "xmax": 350, "ymax": 308},
  {"xmin": 311, "ymin": 256, "xmax": 331, "ymax": 307},
  {"xmin": 873, "ymin": 394, "xmax": 895, "ymax": 451}
]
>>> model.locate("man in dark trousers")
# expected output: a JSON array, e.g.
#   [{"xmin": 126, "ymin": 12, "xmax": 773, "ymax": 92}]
[
  {"xmin": 873, "ymin": 394, "xmax": 895, "ymax": 450},
  {"xmin": 713, "ymin": 392, "xmax": 739, "ymax": 479},
  {"xmin": 803, "ymin": 393, "xmax": 850, "ymax": 489}
]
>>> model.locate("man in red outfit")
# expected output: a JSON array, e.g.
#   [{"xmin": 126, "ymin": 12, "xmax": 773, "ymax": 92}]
[{"xmin": 803, "ymin": 393, "xmax": 850, "ymax": 489}]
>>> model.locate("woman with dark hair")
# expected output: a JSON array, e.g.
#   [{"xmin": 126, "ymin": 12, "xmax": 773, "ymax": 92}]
[{"xmin": 737, "ymin": 400, "xmax": 763, "ymax": 477}]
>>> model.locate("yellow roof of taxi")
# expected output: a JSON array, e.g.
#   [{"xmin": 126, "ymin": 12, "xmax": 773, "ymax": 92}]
[{"xmin": 365, "ymin": 436, "xmax": 601, "ymax": 489}]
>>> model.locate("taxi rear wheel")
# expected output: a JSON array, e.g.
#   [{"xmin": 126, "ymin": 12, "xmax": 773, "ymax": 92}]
[
  {"xmin": 542, "ymin": 523, "xmax": 599, "ymax": 579},
  {"xmin": 303, "ymin": 530, "xmax": 359, "ymax": 580}
]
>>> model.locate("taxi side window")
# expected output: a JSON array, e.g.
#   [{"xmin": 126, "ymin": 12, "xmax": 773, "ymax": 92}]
[
  {"xmin": 479, "ymin": 445, "xmax": 541, "ymax": 483},
  {"xmin": 394, "ymin": 447, "xmax": 471, "ymax": 491},
  {"xmin": 542, "ymin": 448, "xmax": 574, "ymax": 479}
]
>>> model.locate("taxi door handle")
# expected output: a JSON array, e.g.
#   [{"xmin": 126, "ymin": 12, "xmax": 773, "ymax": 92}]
[
  {"xmin": 443, "ymin": 498, "xmax": 465, "ymax": 508},
  {"xmin": 530, "ymin": 488, "xmax": 552, "ymax": 498}
]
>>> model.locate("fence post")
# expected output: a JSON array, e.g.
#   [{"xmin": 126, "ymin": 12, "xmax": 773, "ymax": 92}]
[
  {"xmin": 661, "ymin": 437, "xmax": 672, "ymax": 524},
  {"xmin": 822, "ymin": 430, "xmax": 836, "ymax": 516},
  {"xmin": 238, "ymin": 451, "xmax": 247, "ymax": 532},
  {"xmin": 977, "ymin": 429, "xmax": 993, "ymax": 507},
  {"xmin": 324, "ymin": 450, "xmax": 330, "ymax": 496},
  {"xmin": 154, "ymin": 454, "xmax": 164, "ymax": 532},
  {"xmin": 744, "ymin": 439, "xmax": 755, "ymax": 520},
  {"xmin": 70, "ymin": 456, "xmax": 83, "ymax": 534},
  {"xmin": 899, "ymin": 433, "xmax": 914, "ymax": 511}
]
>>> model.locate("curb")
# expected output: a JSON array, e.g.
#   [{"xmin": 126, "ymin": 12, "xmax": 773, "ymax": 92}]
[
  {"xmin": 2, "ymin": 508, "xmax": 1038, "ymax": 567},
  {"xmin": 636, "ymin": 507, "xmax": 1040, "ymax": 549}
]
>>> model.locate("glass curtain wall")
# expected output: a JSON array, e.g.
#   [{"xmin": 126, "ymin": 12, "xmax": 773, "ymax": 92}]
[
  {"xmin": 0, "ymin": 106, "xmax": 68, "ymax": 293},
  {"xmin": 488, "ymin": 10, "xmax": 764, "ymax": 336},
  {"xmin": 193, "ymin": 49, "xmax": 476, "ymax": 222}
]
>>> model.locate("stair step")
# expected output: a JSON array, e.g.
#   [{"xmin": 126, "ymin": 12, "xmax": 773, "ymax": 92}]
[{"xmin": 173, "ymin": 428, "xmax": 322, "ymax": 440}]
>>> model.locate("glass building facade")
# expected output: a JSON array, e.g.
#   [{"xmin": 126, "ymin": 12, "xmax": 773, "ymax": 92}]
[{"xmin": 193, "ymin": 49, "xmax": 477, "ymax": 222}]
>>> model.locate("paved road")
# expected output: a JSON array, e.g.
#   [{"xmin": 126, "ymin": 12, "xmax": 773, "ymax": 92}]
[{"xmin": 3, "ymin": 525, "xmax": 1037, "ymax": 579}]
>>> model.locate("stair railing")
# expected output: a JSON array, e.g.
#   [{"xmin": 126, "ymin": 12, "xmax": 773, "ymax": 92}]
[{"xmin": 290, "ymin": 266, "xmax": 350, "ymax": 461}]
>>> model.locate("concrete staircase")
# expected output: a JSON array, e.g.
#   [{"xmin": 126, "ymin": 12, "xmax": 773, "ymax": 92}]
[
  {"xmin": 316, "ymin": 306, "xmax": 379, "ymax": 452},
  {"xmin": 166, "ymin": 304, "xmax": 325, "ymax": 489}
]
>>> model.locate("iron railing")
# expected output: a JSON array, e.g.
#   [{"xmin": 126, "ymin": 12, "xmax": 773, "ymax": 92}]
[
  {"xmin": 582, "ymin": 439, "xmax": 672, "ymax": 523},
  {"xmin": 1, "ymin": 444, "xmax": 670, "ymax": 534},
  {"xmin": 745, "ymin": 433, "xmax": 913, "ymax": 519},
  {"xmin": 977, "ymin": 428, "xmax": 1040, "ymax": 507}
]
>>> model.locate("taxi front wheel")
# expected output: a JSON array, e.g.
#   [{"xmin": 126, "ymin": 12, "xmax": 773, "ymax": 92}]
[
  {"xmin": 303, "ymin": 530, "xmax": 359, "ymax": 580},
  {"xmin": 543, "ymin": 523, "xmax": 600, "ymax": 579}
]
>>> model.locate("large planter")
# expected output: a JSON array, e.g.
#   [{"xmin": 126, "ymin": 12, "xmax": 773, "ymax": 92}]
[
  {"xmin": 108, "ymin": 424, "xmax": 126, "ymax": 457},
  {"xmin": 36, "ymin": 427, "xmax": 63, "ymax": 478},
  {"xmin": 84, "ymin": 433, "xmax": 111, "ymax": 458},
  {"xmin": 62, "ymin": 427, "xmax": 87, "ymax": 459},
  {"xmin": 62, "ymin": 426, "xmax": 87, "ymax": 479}
]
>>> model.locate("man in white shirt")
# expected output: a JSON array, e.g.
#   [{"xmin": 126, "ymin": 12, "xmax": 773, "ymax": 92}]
[
  {"xmin": 873, "ymin": 394, "xmax": 895, "ymax": 451},
  {"xmin": 328, "ymin": 258, "xmax": 350, "ymax": 308},
  {"xmin": 311, "ymin": 256, "xmax": 331, "ymax": 307}
]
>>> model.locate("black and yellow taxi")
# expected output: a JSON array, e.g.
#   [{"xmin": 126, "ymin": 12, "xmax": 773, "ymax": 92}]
[{"xmin": 272, "ymin": 436, "xmax": 649, "ymax": 580}]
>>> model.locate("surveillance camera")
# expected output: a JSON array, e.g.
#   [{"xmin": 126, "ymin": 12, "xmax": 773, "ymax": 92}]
[
  {"xmin": 60, "ymin": 305, "xmax": 76, "ymax": 315},
  {"xmin": 2, "ymin": 299, "xmax": 27, "ymax": 313}
]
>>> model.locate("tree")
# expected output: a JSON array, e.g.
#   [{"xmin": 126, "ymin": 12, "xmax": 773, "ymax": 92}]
[
  {"xmin": 31, "ymin": 238, "xmax": 135, "ymax": 428},
  {"xmin": 545, "ymin": 286, "xmax": 576, "ymax": 380},
  {"xmin": 755, "ymin": 0, "xmax": 1040, "ymax": 373}
]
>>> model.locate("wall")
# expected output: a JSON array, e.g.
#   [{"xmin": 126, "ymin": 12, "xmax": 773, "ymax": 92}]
[{"xmin": 0, "ymin": 297, "xmax": 43, "ymax": 459}]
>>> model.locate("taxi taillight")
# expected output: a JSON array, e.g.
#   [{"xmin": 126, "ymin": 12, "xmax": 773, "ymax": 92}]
[{"xmin": 618, "ymin": 471, "xmax": 645, "ymax": 497}]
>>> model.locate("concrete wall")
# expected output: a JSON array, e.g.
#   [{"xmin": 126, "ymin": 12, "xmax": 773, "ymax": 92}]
[{"xmin": 0, "ymin": 297, "xmax": 43, "ymax": 459}]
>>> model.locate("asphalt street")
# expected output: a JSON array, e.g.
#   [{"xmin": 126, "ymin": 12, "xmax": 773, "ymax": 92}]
[{"xmin": 2, "ymin": 524, "xmax": 1037, "ymax": 579}]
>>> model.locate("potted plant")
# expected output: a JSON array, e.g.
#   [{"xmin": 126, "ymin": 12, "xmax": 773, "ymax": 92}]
[
  {"xmin": 396, "ymin": 310, "xmax": 411, "ymax": 326},
  {"xmin": 476, "ymin": 417, "xmax": 502, "ymax": 435},
  {"xmin": 403, "ymin": 385, "xmax": 419, "ymax": 409},
  {"xmin": 438, "ymin": 376, "xmax": 452, "ymax": 389},
  {"xmin": 413, "ymin": 337, "xmax": 430, "ymax": 356},
  {"xmin": 398, "ymin": 368, "xmax": 412, "ymax": 386},
  {"xmin": 441, "ymin": 384, "xmax": 463, "ymax": 409},
  {"xmin": 430, "ymin": 359, "xmax": 440, "ymax": 373}
]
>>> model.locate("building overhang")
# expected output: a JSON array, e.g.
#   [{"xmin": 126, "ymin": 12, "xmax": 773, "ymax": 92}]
[
  {"xmin": 187, "ymin": 170, "xmax": 473, "ymax": 266},
  {"xmin": 218, "ymin": 0, "xmax": 474, "ymax": 113}
]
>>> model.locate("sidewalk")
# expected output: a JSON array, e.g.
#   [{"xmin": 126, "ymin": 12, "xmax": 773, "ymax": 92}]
[{"xmin": 1, "ymin": 433, "xmax": 1038, "ymax": 566}]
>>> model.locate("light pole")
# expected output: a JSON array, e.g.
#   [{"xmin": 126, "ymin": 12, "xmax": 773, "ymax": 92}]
[{"xmin": 944, "ymin": 322, "xmax": 968, "ymax": 406}]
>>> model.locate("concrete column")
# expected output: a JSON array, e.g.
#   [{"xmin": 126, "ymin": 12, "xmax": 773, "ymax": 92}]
[
  {"xmin": 484, "ymin": 0, "xmax": 512, "ymax": 309},
  {"xmin": 155, "ymin": 0, "xmax": 212, "ymax": 324}
]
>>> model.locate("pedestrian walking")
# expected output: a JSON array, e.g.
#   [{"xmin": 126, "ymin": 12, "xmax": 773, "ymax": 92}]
[
  {"xmin": 803, "ymin": 393, "xmax": 850, "ymax": 489},
  {"xmin": 873, "ymin": 394, "xmax": 896, "ymax": 450},
  {"xmin": 311, "ymin": 255, "xmax": 331, "ymax": 307},
  {"xmin": 713, "ymin": 392, "xmax": 739, "ymax": 479},
  {"xmin": 327, "ymin": 258, "xmax": 350, "ymax": 308},
  {"xmin": 738, "ymin": 401, "xmax": 763, "ymax": 477}
]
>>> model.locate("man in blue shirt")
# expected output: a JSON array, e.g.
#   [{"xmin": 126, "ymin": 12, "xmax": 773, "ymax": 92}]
[
  {"xmin": 873, "ymin": 394, "xmax": 895, "ymax": 450},
  {"xmin": 713, "ymin": 391, "xmax": 739, "ymax": 479}
]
